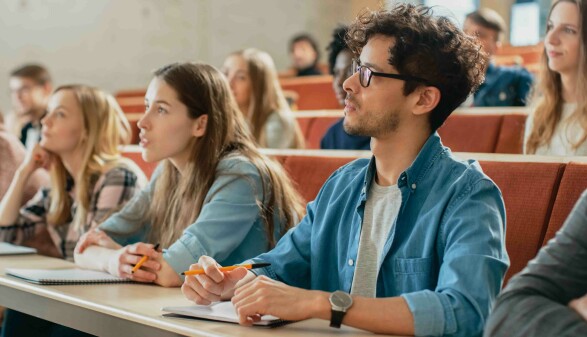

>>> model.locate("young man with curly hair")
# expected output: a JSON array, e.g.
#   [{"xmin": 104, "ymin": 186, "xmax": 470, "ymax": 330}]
[{"xmin": 181, "ymin": 4, "xmax": 509, "ymax": 336}]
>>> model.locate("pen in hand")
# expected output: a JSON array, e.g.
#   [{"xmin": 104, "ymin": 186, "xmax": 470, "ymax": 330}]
[
  {"xmin": 131, "ymin": 243, "xmax": 160, "ymax": 274},
  {"xmin": 181, "ymin": 263, "xmax": 271, "ymax": 276}
]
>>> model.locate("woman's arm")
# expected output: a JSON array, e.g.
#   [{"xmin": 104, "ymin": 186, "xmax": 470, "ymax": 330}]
[{"xmin": 0, "ymin": 145, "xmax": 51, "ymax": 226}]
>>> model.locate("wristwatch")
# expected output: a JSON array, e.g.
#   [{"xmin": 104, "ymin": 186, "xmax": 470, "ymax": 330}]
[{"xmin": 329, "ymin": 290, "xmax": 353, "ymax": 328}]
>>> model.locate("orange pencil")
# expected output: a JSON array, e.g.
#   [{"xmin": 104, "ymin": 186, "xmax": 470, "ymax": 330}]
[
  {"xmin": 181, "ymin": 263, "xmax": 270, "ymax": 276},
  {"xmin": 131, "ymin": 243, "xmax": 160, "ymax": 274}
]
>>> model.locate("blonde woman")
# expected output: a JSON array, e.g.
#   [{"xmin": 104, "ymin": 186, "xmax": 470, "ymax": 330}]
[
  {"xmin": 0, "ymin": 85, "xmax": 145, "ymax": 259},
  {"xmin": 525, "ymin": 0, "xmax": 587, "ymax": 155},
  {"xmin": 222, "ymin": 48, "xmax": 304, "ymax": 149},
  {"xmin": 0, "ymin": 85, "xmax": 146, "ymax": 337},
  {"xmin": 75, "ymin": 63, "xmax": 305, "ymax": 287}
]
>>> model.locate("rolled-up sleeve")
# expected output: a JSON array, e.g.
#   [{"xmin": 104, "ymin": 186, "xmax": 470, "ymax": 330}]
[
  {"xmin": 402, "ymin": 179, "xmax": 509, "ymax": 337},
  {"xmin": 164, "ymin": 159, "xmax": 267, "ymax": 276},
  {"xmin": 484, "ymin": 190, "xmax": 587, "ymax": 337}
]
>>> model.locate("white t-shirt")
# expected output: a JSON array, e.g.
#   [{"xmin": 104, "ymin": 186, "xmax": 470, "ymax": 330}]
[{"xmin": 350, "ymin": 181, "xmax": 402, "ymax": 298}]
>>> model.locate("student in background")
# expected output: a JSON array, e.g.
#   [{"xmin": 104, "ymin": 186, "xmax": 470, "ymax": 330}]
[
  {"xmin": 182, "ymin": 5, "xmax": 508, "ymax": 336},
  {"xmin": 74, "ymin": 62, "xmax": 305, "ymax": 288},
  {"xmin": 0, "ymin": 115, "xmax": 49, "ymax": 204},
  {"xmin": 463, "ymin": 8, "xmax": 533, "ymax": 107},
  {"xmin": 282, "ymin": 33, "xmax": 324, "ymax": 77},
  {"xmin": 525, "ymin": 0, "xmax": 587, "ymax": 155},
  {"xmin": 484, "ymin": 190, "xmax": 587, "ymax": 336},
  {"xmin": 7, "ymin": 64, "xmax": 53, "ymax": 149},
  {"xmin": 0, "ymin": 85, "xmax": 145, "ymax": 337},
  {"xmin": 320, "ymin": 25, "xmax": 371, "ymax": 150},
  {"xmin": 222, "ymin": 48, "xmax": 304, "ymax": 149}
]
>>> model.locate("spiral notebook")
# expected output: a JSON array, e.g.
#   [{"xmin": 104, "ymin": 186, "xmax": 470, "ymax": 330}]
[
  {"xmin": 5, "ymin": 268, "xmax": 132, "ymax": 285},
  {"xmin": 162, "ymin": 301, "xmax": 289, "ymax": 327},
  {"xmin": 0, "ymin": 242, "xmax": 37, "ymax": 255}
]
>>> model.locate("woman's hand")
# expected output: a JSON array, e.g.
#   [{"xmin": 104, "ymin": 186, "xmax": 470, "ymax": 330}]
[
  {"xmin": 107, "ymin": 243, "xmax": 161, "ymax": 283},
  {"xmin": 18, "ymin": 144, "xmax": 53, "ymax": 178},
  {"xmin": 75, "ymin": 229, "xmax": 121, "ymax": 254}
]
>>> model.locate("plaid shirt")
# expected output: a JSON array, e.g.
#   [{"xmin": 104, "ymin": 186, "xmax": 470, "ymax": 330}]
[{"xmin": 0, "ymin": 165, "xmax": 145, "ymax": 260}]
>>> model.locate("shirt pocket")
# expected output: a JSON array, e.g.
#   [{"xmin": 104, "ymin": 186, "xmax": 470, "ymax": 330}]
[{"xmin": 393, "ymin": 257, "xmax": 436, "ymax": 293}]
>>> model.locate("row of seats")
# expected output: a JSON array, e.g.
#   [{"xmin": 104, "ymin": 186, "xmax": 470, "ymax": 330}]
[
  {"xmin": 122, "ymin": 146, "xmax": 587, "ymax": 284},
  {"xmin": 296, "ymin": 108, "xmax": 529, "ymax": 153},
  {"xmin": 124, "ymin": 108, "xmax": 529, "ymax": 154},
  {"xmin": 115, "ymin": 75, "xmax": 341, "ymax": 112}
]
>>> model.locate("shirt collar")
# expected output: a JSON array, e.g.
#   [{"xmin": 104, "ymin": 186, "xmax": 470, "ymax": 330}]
[{"xmin": 361, "ymin": 132, "xmax": 447, "ymax": 195}]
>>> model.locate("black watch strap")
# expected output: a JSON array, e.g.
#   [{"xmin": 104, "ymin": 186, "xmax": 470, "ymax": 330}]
[{"xmin": 330, "ymin": 309, "xmax": 346, "ymax": 328}]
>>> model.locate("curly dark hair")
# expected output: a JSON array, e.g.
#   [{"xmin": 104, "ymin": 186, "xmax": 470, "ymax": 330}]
[
  {"xmin": 327, "ymin": 25, "xmax": 350, "ymax": 74},
  {"xmin": 346, "ymin": 4, "xmax": 488, "ymax": 131}
]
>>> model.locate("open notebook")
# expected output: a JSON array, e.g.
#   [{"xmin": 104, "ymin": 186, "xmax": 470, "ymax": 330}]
[
  {"xmin": 162, "ymin": 301, "xmax": 288, "ymax": 327},
  {"xmin": 0, "ymin": 242, "xmax": 37, "ymax": 256},
  {"xmin": 5, "ymin": 268, "xmax": 132, "ymax": 285}
]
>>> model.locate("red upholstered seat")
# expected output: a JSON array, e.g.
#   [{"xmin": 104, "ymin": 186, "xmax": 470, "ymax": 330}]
[
  {"xmin": 480, "ymin": 161, "xmax": 565, "ymax": 283},
  {"xmin": 438, "ymin": 114, "xmax": 503, "ymax": 153},
  {"xmin": 279, "ymin": 155, "xmax": 356, "ymax": 203},
  {"xmin": 495, "ymin": 114, "xmax": 527, "ymax": 154},
  {"xmin": 542, "ymin": 162, "xmax": 587, "ymax": 246},
  {"xmin": 305, "ymin": 117, "xmax": 339, "ymax": 149}
]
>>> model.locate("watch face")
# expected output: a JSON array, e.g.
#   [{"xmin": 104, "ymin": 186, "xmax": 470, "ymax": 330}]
[{"xmin": 330, "ymin": 291, "xmax": 352, "ymax": 308}]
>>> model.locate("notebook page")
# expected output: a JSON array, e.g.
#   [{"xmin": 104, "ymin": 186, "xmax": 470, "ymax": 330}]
[
  {"xmin": 0, "ymin": 242, "xmax": 37, "ymax": 255},
  {"xmin": 5, "ymin": 268, "xmax": 129, "ymax": 284},
  {"xmin": 162, "ymin": 301, "xmax": 281, "ymax": 326}
]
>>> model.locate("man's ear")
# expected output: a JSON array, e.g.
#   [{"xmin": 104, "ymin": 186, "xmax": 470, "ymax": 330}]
[
  {"xmin": 412, "ymin": 86, "xmax": 441, "ymax": 116},
  {"xmin": 192, "ymin": 114, "xmax": 208, "ymax": 138}
]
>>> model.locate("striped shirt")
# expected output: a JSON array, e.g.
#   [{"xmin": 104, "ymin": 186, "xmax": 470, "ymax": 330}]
[{"xmin": 0, "ymin": 165, "xmax": 145, "ymax": 260}]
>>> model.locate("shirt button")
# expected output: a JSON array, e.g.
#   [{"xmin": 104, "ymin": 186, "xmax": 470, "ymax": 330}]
[
  {"xmin": 348, "ymin": 259, "xmax": 354, "ymax": 266},
  {"xmin": 411, "ymin": 183, "xmax": 417, "ymax": 190}
]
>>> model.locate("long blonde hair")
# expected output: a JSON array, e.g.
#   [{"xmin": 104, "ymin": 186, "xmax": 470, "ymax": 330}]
[
  {"xmin": 232, "ymin": 48, "xmax": 305, "ymax": 149},
  {"xmin": 47, "ymin": 85, "xmax": 133, "ymax": 230},
  {"xmin": 148, "ymin": 63, "xmax": 305, "ymax": 248},
  {"xmin": 526, "ymin": 0, "xmax": 587, "ymax": 153}
]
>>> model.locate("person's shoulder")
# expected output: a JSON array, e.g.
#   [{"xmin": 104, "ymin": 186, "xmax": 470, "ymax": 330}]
[
  {"xmin": 217, "ymin": 153, "xmax": 260, "ymax": 176},
  {"xmin": 495, "ymin": 65, "xmax": 533, "ymax": 80},
  {"xmin": 440, "ymin": 152, "xmax": 497, "ymax": 189}
]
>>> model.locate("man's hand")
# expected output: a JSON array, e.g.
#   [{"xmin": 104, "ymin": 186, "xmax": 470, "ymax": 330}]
[
  {"xmin": 569, "ymin": 293, "xmax": 587, "ymax": 321},
  {"xmin": 182, "ymin": 255, "xmax": 251, "ymax": 304},
  {"xmin": 231, "ymin": 275, "xmax": 330, "ymax": 325}
]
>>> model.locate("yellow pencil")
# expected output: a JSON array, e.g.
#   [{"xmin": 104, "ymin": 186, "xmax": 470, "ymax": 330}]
[
  {"xmin": 181, "ymin": 263, "xmax": 270, "ymax": 276},
  {"xmin": 131, "ymin": 243, "xmax": 160, "ymax": 274}
]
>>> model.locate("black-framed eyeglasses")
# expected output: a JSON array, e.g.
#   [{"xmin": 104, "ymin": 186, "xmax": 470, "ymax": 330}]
[{"xmin": 352, "ymin": 59, "xmax": 430, "ymax": 88}]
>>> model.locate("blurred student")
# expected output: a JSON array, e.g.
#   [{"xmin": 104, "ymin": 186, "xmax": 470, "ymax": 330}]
[
  {"xmin": 281, "ymin": 33, "xmax": 324, "ymax": 77},
  {"xmin": 222, "ymin": 48, "xmax": 304, "ymax": 149},
  {"xmin": 525, "ymin": 0, "xmax": 587, "ymax": 155},
  {"xmin": 0, "ymin": 113, "xmax": 48, "ymax": 205},
  {"xmin": 7, "ymin": 64, "xmax": 53, "ymax": 149},
  {"xmin": 464, "ymin": 8, "xmax": 533, "ymax": 107},
  {"xmin": 320, "ymin": 25, "xmax": 371, "ymax": 150},
  {"xmin": 74, "ymin": 62, "xmax": 305, "ymax": 288}
]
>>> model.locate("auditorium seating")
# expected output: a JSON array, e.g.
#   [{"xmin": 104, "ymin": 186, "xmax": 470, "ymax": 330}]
[
  {"xmin": 296, "ymin": 108, "xmax": 529, "ymax": 153},
  {"xmin": 279, "ymin": 75, "xmax": 339, "ymax": 110},
  {"xmin": 122, "ymin": 145, "xmax": 587, "ymax": 284}
]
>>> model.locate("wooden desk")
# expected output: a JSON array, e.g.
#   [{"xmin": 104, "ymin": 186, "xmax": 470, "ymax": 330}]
[{"xmin": 0, "ymin": 255, "xmax": 376, "ymax": 336}]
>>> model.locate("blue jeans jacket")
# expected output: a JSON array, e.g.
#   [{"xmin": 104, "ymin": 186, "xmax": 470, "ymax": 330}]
[{"xmin": 250, "ymin": 132, "xmax": 509, "ymax": 337}]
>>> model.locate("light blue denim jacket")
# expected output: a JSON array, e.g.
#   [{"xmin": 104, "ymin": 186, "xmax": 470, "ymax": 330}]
[
  {"xmin": 249, "ymin": 132, "xmax": 509, "ymax": 337},
  {"xmin": 99, "ymin": 155, "xmax": 282, "ymax": 276}
]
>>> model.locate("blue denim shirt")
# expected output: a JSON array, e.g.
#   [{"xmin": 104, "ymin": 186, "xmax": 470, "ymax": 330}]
[
  {"xmin": 474, "ymin": 63, "xmax": 533, "ymax": 107},
  {"xmin": 99, "ymin": 155, "xmax": 283, "ymax": 276},
  {"xmin": 249, "ymin": 132, "xmax": 509, "ymax": 337}
]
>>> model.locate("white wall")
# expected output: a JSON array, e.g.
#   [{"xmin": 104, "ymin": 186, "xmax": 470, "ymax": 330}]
[{"xmin": 0, "ymin": 0, "xmax": 356, "ymax": 114}]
